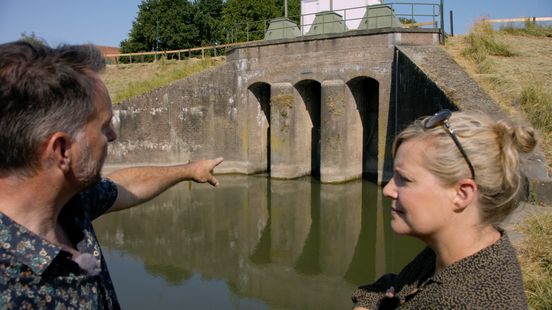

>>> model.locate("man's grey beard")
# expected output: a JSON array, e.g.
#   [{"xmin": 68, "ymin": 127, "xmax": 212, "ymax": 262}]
[{"xmin": 75, "ymin": 138, "xmax": 105, "ymax": 187}]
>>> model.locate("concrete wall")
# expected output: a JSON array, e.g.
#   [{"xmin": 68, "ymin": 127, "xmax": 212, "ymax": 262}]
[{"xmin": 107, "ymin": 29, "xmax": 441, "ymax": 184}]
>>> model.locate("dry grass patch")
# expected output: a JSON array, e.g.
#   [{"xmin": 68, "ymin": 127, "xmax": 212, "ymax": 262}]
[
  {"xmin": 462, "ymin": 20, "xmax": 516, "ymax": 73},
  {"xmin": 515, "ymin": 212, "xmax": 552, "ymax": 309}
]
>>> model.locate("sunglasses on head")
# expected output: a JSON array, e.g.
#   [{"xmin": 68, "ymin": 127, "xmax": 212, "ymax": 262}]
[{"xmin": 424, "ymin": 109, "xmax": 476, "ymax": 180}]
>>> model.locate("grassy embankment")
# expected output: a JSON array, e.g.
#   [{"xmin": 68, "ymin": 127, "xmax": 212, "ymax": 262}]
[
  {"xmin": 444, "ymin": 20, "xmax": 552, "ymax": 169},
  {"xmin": 443, "ymin": 21, "xmax": 552, "ymax": 309},
  {"xmin": 100, "ymin": 56, "xmax": 225, "ymax": 104}
]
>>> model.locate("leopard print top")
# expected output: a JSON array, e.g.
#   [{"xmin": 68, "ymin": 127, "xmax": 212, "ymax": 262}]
[{"xmin": 352, "ymin": 232, "xmax": 527, "ymax": 309}]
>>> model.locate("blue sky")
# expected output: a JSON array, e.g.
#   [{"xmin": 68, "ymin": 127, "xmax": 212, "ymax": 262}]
[{"xmin": 0, "ymin": 0, "xmax": 550, "ymax": 47}]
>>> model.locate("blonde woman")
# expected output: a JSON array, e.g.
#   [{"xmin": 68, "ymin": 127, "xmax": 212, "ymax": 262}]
[{"xmin": 352, "ymin": 110, "xmax": 536, "ymax": 309}]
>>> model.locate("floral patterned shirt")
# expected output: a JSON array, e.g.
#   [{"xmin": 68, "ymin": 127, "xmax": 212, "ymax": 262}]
[{"xmin": 0, "ymin": 178, "xmax": 120, "ymax": 309}]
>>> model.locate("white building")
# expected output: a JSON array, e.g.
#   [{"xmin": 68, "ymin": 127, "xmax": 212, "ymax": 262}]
[{"xmin": 301, "ymin": 0, "xmax": 383, "ymax": 32}]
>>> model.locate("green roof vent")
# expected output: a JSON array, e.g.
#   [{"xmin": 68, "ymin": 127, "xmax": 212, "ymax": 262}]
[
  {"xmin": 306, "ymin": 11, "xmax": 348, "ymax": 36},
  {"xmin": 264, "ymin": 17, "xmax": 301, "ymax": 41},
  {"xmin": 358, "ymin": 5, "xmax": 402, "ymax": 30}
]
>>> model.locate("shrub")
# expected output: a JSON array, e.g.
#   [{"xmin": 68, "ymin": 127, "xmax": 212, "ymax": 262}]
[
  {"xmin": 520, "ymin": 84, "xmax": 552, "ymax": 133},
  {"xmin": 462, "ymin": 20, "xmax": 516, "ymax": 72}
]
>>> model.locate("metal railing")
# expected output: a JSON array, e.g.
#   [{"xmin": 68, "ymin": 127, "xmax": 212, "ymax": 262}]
[
  {"xmin": 107, "ymin": 1, "xmax": 441, "ymax": 64},
  {"xmin": 104, "ymin": 41, "xmax": 257, "ymax": 64},
  {"xmin": 227, "ymin": 2, "xmax": 441, "ymax": 42}
]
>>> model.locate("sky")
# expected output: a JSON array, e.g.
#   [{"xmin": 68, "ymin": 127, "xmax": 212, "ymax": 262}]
[{"xmin": 0, "ymin": 0, "xmax": 551, "ymax": 47}]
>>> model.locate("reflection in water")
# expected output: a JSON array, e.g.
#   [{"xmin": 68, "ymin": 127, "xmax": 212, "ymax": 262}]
[{"xmin": 94, "ymin": 175, "xmax": 423, "ymax": 309}]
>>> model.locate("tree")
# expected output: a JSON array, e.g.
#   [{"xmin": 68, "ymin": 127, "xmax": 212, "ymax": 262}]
[
  {"xmin": 398, "ymin": 17, "xmax": 418, "ymax": 27},
  {"xmin": 121, "ymin": 0, "xmax": 200, "ymax": 53},
  {"xmin": 222, "ymin": 0, "xmax": 281, "ymax": 42},
  {"xmin": 20, "ymin": 32, "xmax": 48, "ymax": 45},
  {"xmin": 193, "ymin": 0, "xmax": 225, "ymax": 45},
  {"xmin": 276, "ymin": 0, "xmax": 301, "ymax": 23}
]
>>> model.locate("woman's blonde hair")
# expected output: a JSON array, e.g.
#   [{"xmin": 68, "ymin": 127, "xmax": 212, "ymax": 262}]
[{"xmin": 394, "ymin": 111, "xmax": 537, "ymax": 225}]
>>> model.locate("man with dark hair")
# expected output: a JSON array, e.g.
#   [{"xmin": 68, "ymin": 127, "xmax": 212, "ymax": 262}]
[{"xmin": 0, "ymin": 41, "xmax": 223, "ymax": 309}]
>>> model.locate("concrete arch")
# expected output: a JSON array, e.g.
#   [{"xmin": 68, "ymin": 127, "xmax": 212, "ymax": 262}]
[
  {"xmin": 247, "ymin": 82, "xmax": 271, "ymax": 173},
  {"xmin": 294, "ymin": 79, "xmax": 322, "ymax": 178},
  {"xmin": 347, "ymin": 76, "xmax": 380, "ymax": 181}
]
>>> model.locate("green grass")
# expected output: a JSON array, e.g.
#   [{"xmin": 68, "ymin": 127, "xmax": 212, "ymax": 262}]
[
  {"xmin": 520, "ymin": 84, "xmax": 552, "ymax": 133},
  {"xmin": 103, "ymin": 57, "xmax": 225, "ymax": 104},
  {"xmin": 462, "ymin": 20, "xmax": 516, "ymax": 73},
  {"xmin": 500, "ymin": 21, "xmax": 552, "ymax": 37},
  {"xmin": 516, "ymin": 212, "xmax": 552, "ymax": 309}
]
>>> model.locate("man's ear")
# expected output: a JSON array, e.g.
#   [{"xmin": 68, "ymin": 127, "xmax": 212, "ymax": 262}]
[
  {"xmin": 45, "ymin": 132, "xmax": 73, "ymax": 172},
  {"xmin": 452, "ymin": 178, "xmax": 478, "ymax": 212}
]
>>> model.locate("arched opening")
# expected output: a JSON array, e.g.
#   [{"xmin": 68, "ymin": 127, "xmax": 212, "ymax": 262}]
[
  {"xmin": 295, "ymin": 80, "xmax": 322, "ymax": 178},
  {"xmin": 347, "ymin": 77, "xmax": 379, "ymax": 181},
  {"xmin": 247, "ymin": 82, "xmax": 271, "ymax": 173}
]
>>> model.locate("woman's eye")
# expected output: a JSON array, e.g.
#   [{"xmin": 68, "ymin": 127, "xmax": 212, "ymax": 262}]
[{"xmin": 395, "ymin": 172, "xmax": 411, "ymax": 185}]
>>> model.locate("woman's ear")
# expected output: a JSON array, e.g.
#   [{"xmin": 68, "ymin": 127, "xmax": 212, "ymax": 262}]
[
  {"xmin": 44, "ymin": 132, "xmax": 73, "ymax": 172},
  {"xmin": 452, "ymin": 178, "xmax": 478, "ymax": 212}
]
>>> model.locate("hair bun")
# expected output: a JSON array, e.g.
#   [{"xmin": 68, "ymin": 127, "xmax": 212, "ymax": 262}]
[{"xmin": 495, "ymin": 120, "xmax": 537, "ymax": 154}]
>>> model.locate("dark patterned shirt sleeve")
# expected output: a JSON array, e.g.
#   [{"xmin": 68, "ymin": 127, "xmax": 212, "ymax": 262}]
[
  {"xmin": 352, "ymin": 247, "xmax": 434, "ymax": 309},
  {"xmin": 0, "ymin": 178, "xmax": 121, "ymax": 309},
  {"xmin": 78, "ymin": 178, "xmax": 118, "ymax": 220},
  {"xmin": 352, "ymin": 273, "xmax": 397, "ymax": 308}
]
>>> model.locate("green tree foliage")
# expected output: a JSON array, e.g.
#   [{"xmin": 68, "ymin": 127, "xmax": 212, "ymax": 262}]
[
  {"xmin": 121, "ymin": 0, "xmax": 300, "ymax": 52},
  {"xmin": 276, "ymin": 0, "xmax": 301, "ymax": 22},
  {"xmin": 398, "ymin": 17, "xmax": 417, "ymax": 25},
  {"xmin": 193, "ymin": 0, "xmax": 225, "ymax": 45},
  {"xmin": 121, "ymin": 0, "xmax": 200, "ymax": 53},
  {"xmin": 222, "ymin": 0, "xmax": 281, "ymax": 42},
  {"xmin": 19, "ymin": 32, "xmax": 48, "ymax": 45}
]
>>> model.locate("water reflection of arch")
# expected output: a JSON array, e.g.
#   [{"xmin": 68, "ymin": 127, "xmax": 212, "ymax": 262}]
[
  {"xmin": 246, "ymin": 82, "xmax": 271, "ymax": 173},
  {"xmin": 94, "ymin": 175, "xmax": 424, "ymax": 309},
  {"xmin": 346, "ymin": 76, "xmax": 379, "ymax": 181}
]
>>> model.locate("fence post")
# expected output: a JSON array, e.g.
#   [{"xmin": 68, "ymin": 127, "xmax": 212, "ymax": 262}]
[
  {"xmin": 439, "ymin": 0, "xmax": 445, "ymax": 44},
  {"xmin": 450, "ymin": 10, "xmax": 454, "ymax": 36}
]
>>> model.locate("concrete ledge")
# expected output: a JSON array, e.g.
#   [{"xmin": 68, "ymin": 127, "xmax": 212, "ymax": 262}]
[
  {"xmin": 227, "ymin": 27, "xmax": 439, "ymax": 55},
  {"xmin": 320, "ymin": 170, "xmax": 363, "ymax": 183},
  {"xmin": 270, "ymin": 164, "xmax": 311, "ymax": 179},
  {"xmin": 529, "ymin": 179, "xmax": 552, "ymax": 204}
]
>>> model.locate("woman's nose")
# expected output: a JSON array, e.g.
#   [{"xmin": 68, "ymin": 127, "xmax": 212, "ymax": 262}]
[{"xmin": 383, "ymin": 177, "xmax": 397, "ymax": 199}]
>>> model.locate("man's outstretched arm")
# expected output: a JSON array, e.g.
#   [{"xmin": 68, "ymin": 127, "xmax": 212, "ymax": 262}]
[{"xmin": 106, "ymin": 157, "xmax": 224, "ymax": 212}]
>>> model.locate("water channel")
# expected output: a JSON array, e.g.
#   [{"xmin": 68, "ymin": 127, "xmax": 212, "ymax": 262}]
[{"xmin": 94, "ymin": 174, "xmax": 424, "ymax": 309}]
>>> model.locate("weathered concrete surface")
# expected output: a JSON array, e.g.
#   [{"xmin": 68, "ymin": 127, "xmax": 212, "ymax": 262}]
[
  {"xmin": 107, "ymin": 28, "xmax": 440, "ymax": 184},
  {"xmin": 503, "ymin": 202, "xmax": 552, "ymax": 245},
  {"xmin": 397, "ymin": 45, "xmax": 506, "ymax": 116},
  {"xmin": 109, "ymin": 62, "xmax": 238, "ymax": 167}
]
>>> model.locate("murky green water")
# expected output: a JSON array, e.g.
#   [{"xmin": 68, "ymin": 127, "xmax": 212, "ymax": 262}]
[{"xmin": 94, "ymin": 175, "xmax": 423, "ymax": 309}]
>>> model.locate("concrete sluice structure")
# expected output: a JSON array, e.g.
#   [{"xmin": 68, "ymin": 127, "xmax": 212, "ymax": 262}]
[{"xmin": 109, "ymin": 21, "xmax": 533, "ymax": 184}]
